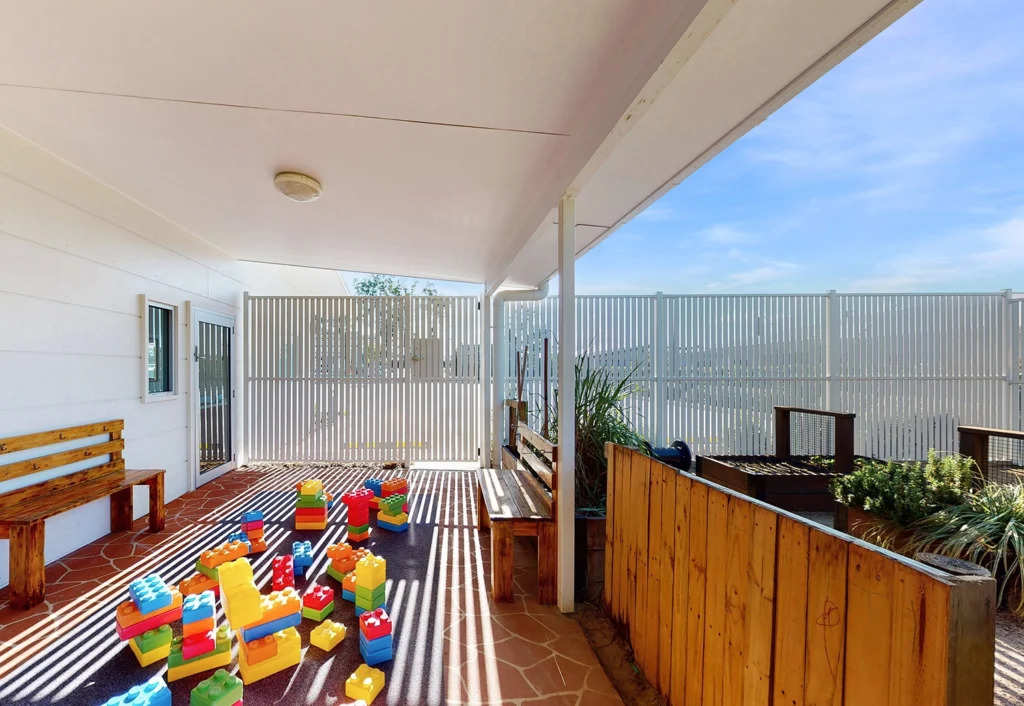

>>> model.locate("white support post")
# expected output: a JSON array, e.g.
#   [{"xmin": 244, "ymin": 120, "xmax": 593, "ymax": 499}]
[
  {"xmin": 557, "ymin": 193, "xmax": 577, "ymax": 612},
  {"xmin": 481, "ymin": 293, "xmax": 492, "ymax": 468},
  {"xmin": 654, "ymin": 291, "xmax": 667, "ymax": 446}
]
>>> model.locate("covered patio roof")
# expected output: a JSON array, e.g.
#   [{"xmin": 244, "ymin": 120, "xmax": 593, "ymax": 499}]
[{"xmin": 0, "ymin": 0, "xmax": 917, "ymax": 290}]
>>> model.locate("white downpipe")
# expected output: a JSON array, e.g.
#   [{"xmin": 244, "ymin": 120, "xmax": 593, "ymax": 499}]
[
  {"xmin": 491, "ymin": 281, "xmax": 550, "ymax": 465},
  {"xmin": 557, "ymin": 193, "xmax": 576, "ymax": 612}
]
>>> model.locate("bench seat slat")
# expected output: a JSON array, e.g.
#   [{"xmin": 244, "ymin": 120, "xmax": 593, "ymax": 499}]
[
  {"xmin": 477, "ymin": 467, "xmax": 522, "ymax": 521},
  {"xmin": 502, "ymin": 469, "xmax": 551, "ymax": 520},
  {"xmin": 0, "ymin": 469, "xmax": 162, "ymax": 524}
]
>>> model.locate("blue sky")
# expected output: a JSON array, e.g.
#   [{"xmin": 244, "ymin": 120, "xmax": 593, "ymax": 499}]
[{"xmin": 346, "ymin": 0, "xmax": 1024, "ymax": 296}]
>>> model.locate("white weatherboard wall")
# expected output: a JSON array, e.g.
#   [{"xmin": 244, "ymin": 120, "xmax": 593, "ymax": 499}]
[{"xmin": 0, "ymin": 125, "xmax": 346, "ymax": 588}]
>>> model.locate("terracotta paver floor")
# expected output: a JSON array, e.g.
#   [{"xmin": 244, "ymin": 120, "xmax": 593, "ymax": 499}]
[{"xmin": 0, "ymin": 463, "xmax": 620, "ymax": 706}]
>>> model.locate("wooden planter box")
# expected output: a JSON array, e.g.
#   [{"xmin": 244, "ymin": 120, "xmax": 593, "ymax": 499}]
[
  {"xmin": 697, "ymin": 455, "xmax": 837, "ymax": 511},
  {"xmin": 575, "ymin": 516, "xmax": 605, "ymax": 603}
]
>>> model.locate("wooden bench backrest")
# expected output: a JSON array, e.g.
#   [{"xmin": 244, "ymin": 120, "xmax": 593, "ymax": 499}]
[
  {"xmin": 0, "ymin": 420, "xmax": 126, "ymax": 509},
  {"xmin": 516, "ymin": 422, "xmax": 557, "ymax": 515},
  {"xmin": 774, "ymin": 405, "xmax": 855, "ymax": 475}
]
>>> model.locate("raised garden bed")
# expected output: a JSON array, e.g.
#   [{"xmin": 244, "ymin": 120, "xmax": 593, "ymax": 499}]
[{"xmin": 696, "ymin": 406, "xmax": 855, "ymax": 512}]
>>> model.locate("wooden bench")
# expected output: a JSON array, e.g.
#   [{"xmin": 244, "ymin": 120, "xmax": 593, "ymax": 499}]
[
  {"xmin": 0, "ymin": 420, "xmax": 165, "ymax": 609},
  {"xmin": 477, "ymin": 422, "xmax": 558, "ymax": 604}
]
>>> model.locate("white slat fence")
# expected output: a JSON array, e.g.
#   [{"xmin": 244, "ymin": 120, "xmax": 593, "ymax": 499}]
[
  {"xmin": 245, "ymin": 295, "xmax": 481, "ymax": 462},
  {"xmin": 503, "ymin": 291, "xmax": 1021, "ymax": 461}
]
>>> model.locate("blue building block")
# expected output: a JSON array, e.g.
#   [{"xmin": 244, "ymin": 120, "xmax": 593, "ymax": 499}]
[
  {"xmin": 128, "ymin": 575, "xmax": 172, "ymax": 615},
  {"xmin": 182, "ymin": 590, "xmax": 216, "ymax": 624},
  {"xmin": 359, "ymin": 637, "xmax": 393, "ymax": 666},
  {"xmin": 226, "ymin": 531, "xmax": 251, "ymax": 546},
  {"xmin": 241, "ymin": 510, "xmax": 264, "ymax": 523},
  {"xmin": 102, "ymin": 675, "xmax": 171, "ymax": 706},
  {"xmin": 359, "ymin": 632, "xmax": 393, "ymax": 652},
  {"xmin": 364, "ymin": 478, "xmax": 384, "ymax": 497},
  {"xmin": 238, "ymin": 610, "xmax": 301, "ymax": 643},
  {"xmin": 292, "ymin": 541, "xmax": 313, "ymax": 575},
  {"xmin": 342, "ymin": 588, "xmax": 356, "ymax": 602}
]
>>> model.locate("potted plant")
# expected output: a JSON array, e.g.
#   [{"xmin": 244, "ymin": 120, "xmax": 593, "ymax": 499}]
[
  {"xmin": 550, "ymin": 353, "xmax": 647, "ymax": 602},
  {"xmin": 830, "ymin": 451, "xmax": 975, "ymax": 549},
  {"xmin": 905, "ymin": 482, "xmax": 1024, "ymax": 613}
]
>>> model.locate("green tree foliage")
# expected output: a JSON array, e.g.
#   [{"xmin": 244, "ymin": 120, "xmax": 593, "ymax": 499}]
[{"xmin": 353, "ymin": 274, "xmax": 438, "ymax": 296}]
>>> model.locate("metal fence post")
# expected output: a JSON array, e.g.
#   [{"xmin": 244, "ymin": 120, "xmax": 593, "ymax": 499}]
[{"xmin": 826, "ymin": 290, "xmax": 839, "ymax": 412}]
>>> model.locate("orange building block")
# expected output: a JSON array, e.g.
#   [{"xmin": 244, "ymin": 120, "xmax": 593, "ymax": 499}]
[
  {"xmin": 240, "ymin": 634, "xmax": 277, "ymax": 665},
  {"xmin": 183, "ymin": 616, "xmax": 215, "ymax": 639},
  {"xmin": 199, "ymin": 540, "xmax": 249, "ymax": 569},
  {"xmin": 342, "ymin": 572, "xmax": 357, "ymax": 594},
  {"xmin": 179, "ymin": 573, "xmax": 220, "ymax": 597},
  {"xmin": 327, "ymin": 543, "xmax": 352, "ymax": 563},
  {"xmin": 245, "ymin": 587, "xmax": 301, "ymax": 626}
]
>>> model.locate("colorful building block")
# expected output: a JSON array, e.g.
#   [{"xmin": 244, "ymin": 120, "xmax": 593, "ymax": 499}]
[
  {"xmin": 184, "ymin": 616, "xmax": 215, "ymax": 639},
  {"xmin": 182, "ymin": 630, "xmax": 216, "ymax": 661},
  {"xmin": 241, "ymin": 510, "xmax": 263, "ymax": 523},
  {"xmin": 378, "ymin": 495, "xmax": 406, "ymax": 515},
  {"xmin": 272, "ymin": 555, "xmax": 295, "ymax": 591},
  {"xmin": 237, "ymin": 627, "xmax": 301, "ymax": 685},
  {"xmin": 292, "ymin": 541, "xmax": 313, "ymax": 575},
  {"xmin": 355, "ymin": 555, "xmax": 387, "ymax": 589},
  {"xmin": 167, "ymin": 626, "xmax": 233, "ymax": 682},
  {"xmin": 239, "ymin": 610, "xmax": 301, "ymax": 643},
  {"xmin": 183, "ymin": 591, "xmax": 216, "ymax": 624},
  {"xmin": 101, "ymin": 675, "xmax": 171, "ymax": 706},
  {"xmin": 195, "ymin": 561, "xmax": 220, "ymax": 581},
  {"xmin": 381, "ymin": 478, "xmax": 408, "ymax": 497},
  {"xmin": 116, "ymin": 588, "xmax": 183, "ymax": 629},
  {"xmin": 295, "ymin": 521, "xmax": 328, "ymax": 531},
  {"xmin": 179, "ymin": 572, "xmax": 220, "ymax": 596},
  {"xmin": 355, "ymin": 584, "xmax": 386, "ymax": 604},
  {"xmin": 247, "ymin": 587, "xmax": 300, "ymax": 625},
  {"xmin": 326, "ymin": 542, "xmax": 351, "ymax": 562},
  {"xmin": 302, "ymin": 602, "xmax": 335, "ymax": 622},
  {"xmin": 295, "ymin": 493, "xmax": 328, "ymax": 509},
  {"xmin": 129, "ymin": 575, "xmax": 173, "ymax": 615},
  {"xmin": 239, "ymin": 633, "xmax": 277, "ymax": 665},
  {"xmin": 190, "ymin": 669, "xmax": 243, "ymax": 706},
  {"xmin": 326, "ymin": 563, "xmax": 346, "ymax": 583},
  {"xmin": 303, "ymin": 585, "xmax": 334, "ymax": 611},
  {"xmin": 241, "ymin": 519, "xmax": 264, "ymax": 532},
  {"xmin": 133, "ymin": 623, "xmax": 173, "ymax": 653},
  {"xmin": 127, "ymin": 634, "xmax": 172, "ymax": 667},
  {"xmin": 115, "ymin": 603, "xmax": 183, "ymax": 642},
  {"xmin": 200, "ymin": 541, "xmax": 249, "ymax": 569},
  {"xmin": 345, "ymin": 664, "xmax": 385, "ymax": 705},
  {"xmin": 309, "ymin": 619, "xmax": 347, "ymax": 651},
  {"xmin": 222, "ymin": 586, "xmax": 263, "ymax": 630},
  {"xmin": 300, "ymin": 479, "xmax": 324, "ymax": 497},
  {"xmin": 364, "ymin": 478, "xmax": 384, "ymax": 496},
  {"xmin": 249, "ymin": 538, "xmax": 268, "ymax": 553},
  {"xmin": 347, "ymin": 528, "xmax": 371, "ymax": 543}
]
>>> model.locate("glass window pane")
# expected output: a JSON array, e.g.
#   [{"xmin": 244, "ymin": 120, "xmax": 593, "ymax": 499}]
[{"xmin": 148, "ymin": 305, "xmax": 173, "ymax": 394}]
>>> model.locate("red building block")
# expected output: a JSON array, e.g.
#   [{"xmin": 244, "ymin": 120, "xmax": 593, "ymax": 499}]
[
  {"xmin": 182, "ymin": 630, "xmax": 216, "ymax": 661},
  {"xmin": 303, "ymin": 585, "xmax": 335, "ymax": 611},
  {"xmin": 359, "ymin": 608, "xmax": 393, "ymax": 640},
  {"xmin": 272, "ymin": 556, "xmax": 296, "ymax": 592}
]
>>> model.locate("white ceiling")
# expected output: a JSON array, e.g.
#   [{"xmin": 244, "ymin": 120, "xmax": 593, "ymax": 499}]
[{"xmin": 0, "ymin": 0, "xmax": 914, "ymax": 289}]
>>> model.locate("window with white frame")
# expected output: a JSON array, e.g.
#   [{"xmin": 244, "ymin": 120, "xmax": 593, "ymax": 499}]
[{"xmin": 142, "ymin": 296, "xmax": 178, "ymax": 401}]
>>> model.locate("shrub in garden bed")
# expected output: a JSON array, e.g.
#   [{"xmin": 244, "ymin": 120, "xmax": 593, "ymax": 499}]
[
  {"xmin": 906, "ymin": 482, "xmax": 1024, "ymax": 614},
  {"xmin": 830, "ymin": 450, "xmax": 976, "ymax": 527}
]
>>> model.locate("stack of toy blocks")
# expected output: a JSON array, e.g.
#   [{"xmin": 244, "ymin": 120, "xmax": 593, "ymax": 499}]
[
  {"xmin": 364, "ymin": 478, "xmax": 384, "ymax": 510},
  {"xmin": 359, "ymin": 607, "xmax": 394, "ymax": 666},
  {"xmin": 272, "ymin": 555, "xmax": 295, "ymax": 591},
  {"xmin": 376, "ymin": 494, "xmax": 409, "ymax": 532},
  {"xmin": 295, "ymin": 479, "xmax": 328, "ymax": 530},
  {"xmin": 310, "ymin": 619, "xmax": 347, "ymax": 652},
  {"xmin": 325, "ymin": 542, "xmax": 352, "ymax": 582},
  {"xmin": 169, "ymin": 587, "xmax": 232, "ymax": 681},
  {"xmin": 190, "ymin": 669, "xmax": 242, "ymax": 706},
  {"xmin": 354, "ymin": 554, "xmax": 387, "ymax": 616},
  {"xmin": 102, "ymin": 675, "xmax": 171, "ymax": 706},
  {"xmin": 236, "ymin": 586, "xmax": 302, "ymax": 684},
  {"xmin": 336, "ymin": 548, "xmax": 372, "ymax": 599},
  {"xmin": 382, "ymin": 477, "xmax": 409, "ymax": 509},
  {"xmin": 196, "ymin": 540, "xmax": 249, "ymax": 583},
  {"xmin": 293, "ymin": 540, "xmax": 313, "ymax": 577},
  {"xmin": 302, "ymin": 584, "xmax": 335, "ymax": 621},
  {"xmin": 238, "ymin": 510, "xmax": 267, "ymax": 553},
  {"xmin": 345, "ymin": 664, "xmax": 385, "ymax": 705},
  {"xmin": 116, "ymin": 575, "xmax": 182, "ymax": 666},
  {"xmin": 342, "ymin": 488, "xmax": 374, "ymax": 542}
]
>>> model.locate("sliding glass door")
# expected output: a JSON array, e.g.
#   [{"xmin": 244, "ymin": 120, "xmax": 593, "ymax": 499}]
[{"xmin": 191, "ymin": 306, "xmax": 235, "ymax": 486}]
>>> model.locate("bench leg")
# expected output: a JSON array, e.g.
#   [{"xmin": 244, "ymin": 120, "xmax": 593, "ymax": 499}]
[
  {"xmin": 10, "ymin": 521, "xmax": 45, "ymax": 610},
  {"xmin": 110, "ymin": 488, "xmax": 133, "ymax": 532},
  {"xmin": 537, "ymin": 521, "xmax": 558, "ymax": 605},
  {"xmin": 477, "ymin": 483, "xmax": 490, "ymax": 531},
  {"xmin": 491, "ymin": 521, "xmax": 514, "ymax": 602},
  {"xmin": 146, "ymin": 475, "xmax": 165, "ymax": 533}
]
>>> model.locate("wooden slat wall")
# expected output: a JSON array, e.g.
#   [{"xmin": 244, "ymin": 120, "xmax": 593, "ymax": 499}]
[{"xmin": 603, "ymin": 443, "xmax": 996, "ymax": 706}]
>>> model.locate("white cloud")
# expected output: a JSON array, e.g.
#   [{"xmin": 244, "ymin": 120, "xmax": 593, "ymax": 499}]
[
  {"xmin": 700, "ymin": 224, "xmax": 753, "ymax": 244},
  {"xmin": 705, "ymin": 261, "xmax": 799, "ymax": 291}
]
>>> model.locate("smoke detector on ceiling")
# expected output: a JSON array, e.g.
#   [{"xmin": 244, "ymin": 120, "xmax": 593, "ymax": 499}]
[{"xmin": 274, "ymin": 172, "xmax": 323, "ymax": 202}]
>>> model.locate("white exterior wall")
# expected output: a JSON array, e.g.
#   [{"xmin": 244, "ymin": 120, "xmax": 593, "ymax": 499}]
[{"xmin": 0, "ymin": 126, "xmax": 346, "ymax": 588}]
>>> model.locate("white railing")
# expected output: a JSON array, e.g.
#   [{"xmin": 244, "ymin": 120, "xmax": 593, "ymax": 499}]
[
  {"xmin": 503, "ymin": 291, "xmax": 1020, "ymax": 461},
  {"xmin": 246, "ymin": 295, "xmax": 481, "ymax": 463}
]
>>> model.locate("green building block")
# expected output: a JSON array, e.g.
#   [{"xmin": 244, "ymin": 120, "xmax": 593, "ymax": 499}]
[
  {"xmin": 355, "ymin": 595, "xmax": 385, "ymax": 611},
  {"xmin": 190, "ymin": 668, "xmax": 243, "ymax": 706},
  {"xmin": 378, "ymin": 494, "xmax": 407, "ymax": 515},
  {"xmin": 326, "ymin": 564, "xmax": 347, "ymax": 583},
  {"xmin": 133, "ymin": 623, "xmax": 173, "ymax": 653},
  {"xmin": 301, "ymin": 601, "xmax": 335, "ymax": 622},
  {"xmin": 195, "ymin": 560, "xmax": 219, "ymax": 581},
  {"xmin": 295, "ymin": 493, "xmax": 328, "ymax": 509},
  {"xmin": 347, "ymin": 522, "xmax": 369, "ymax": 534},
  {"xmin": 355, "ymin": 584, "xmax": 386, "ymax": 603}
]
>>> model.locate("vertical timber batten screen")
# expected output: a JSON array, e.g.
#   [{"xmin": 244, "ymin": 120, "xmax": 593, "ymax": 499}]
[
  {"xmin": 246, "ymin": 295, "xmax": 481, "ymax": 463},
  {"xmin": 604, "ymin": 443, "xmax": 996, "ymax": 706},
  {"xmin": 504, "ymin": 292, "xmax": 1018, "ymax": 460}
]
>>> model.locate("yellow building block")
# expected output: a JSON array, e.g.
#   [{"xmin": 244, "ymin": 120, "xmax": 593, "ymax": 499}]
[
  {"xmin": 378, "ymin": 512, "xmax": 409, "ymax": 524},
  {"xmin": 345, "ymin": 664, "xmax": 385, "ymax": 704},
  {"xmin": 295, "ymin": 521, "xmax": 327, "ymax": 531},
  {"xmin": 309, "ymin": 619, "xmax": 347, "ymax": 652},
  {"xmin": 237, "ymin": 627, "xmax": 302, "ymax": 685},
  {"xmin": 355, "ymin": 555, "xmax": 386, "ymax": 589},
  {"xmin": 167, "ymin": 644, "xmax": 232, "ymax": 682},
  {"xmin": 223, "ymin": 584, "xmax": 263, "ymax": 629},
  {"xmin": 218, "ymin": 557, "xmax": 254, "ymax": 592},
  {"xmin": 300, "ymin": 479, "xmax": 323, "ymax": 497},
  {"xmin": 126, "ymin": 636, "xmax": 171, "ymax": 667}
]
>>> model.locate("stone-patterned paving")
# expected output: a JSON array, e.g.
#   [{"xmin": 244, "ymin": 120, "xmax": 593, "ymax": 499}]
[{"xmin": 0, "ymin": 464, "xmax": 621, "ymax": 705}]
